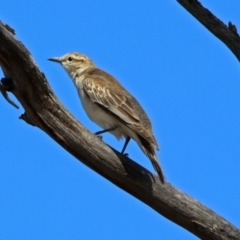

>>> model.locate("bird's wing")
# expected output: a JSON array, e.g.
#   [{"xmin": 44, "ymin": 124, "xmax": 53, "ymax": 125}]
[
  {"xmin": 82, "ymin": 69, "xmax": 159, "ymax": 150},
  {"xmin": 82, "ymin": 73, "xmax": 140, "ymax": 125}
]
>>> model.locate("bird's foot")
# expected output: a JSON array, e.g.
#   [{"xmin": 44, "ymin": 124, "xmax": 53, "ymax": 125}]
[{"xmin": 95, "ymin": 134, "xmax": 103, "ymax": 140}]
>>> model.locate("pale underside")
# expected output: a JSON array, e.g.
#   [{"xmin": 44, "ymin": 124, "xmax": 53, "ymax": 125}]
[{"xmin": 74, "ymin": 67, "xmax": 159, "ymax": 151}]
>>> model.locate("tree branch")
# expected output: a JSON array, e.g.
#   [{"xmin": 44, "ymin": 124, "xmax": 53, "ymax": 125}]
[
  {"xmin": 0, "ymin": 21, "xmax": 239, "ymax": 240},
  {"xmin": 177, "ymin": 0, "xmax": 240, "ymax": 62}
]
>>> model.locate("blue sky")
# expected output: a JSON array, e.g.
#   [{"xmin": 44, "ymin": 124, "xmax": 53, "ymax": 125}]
[{"xmin": 1, "ymin": 1, "xmax": 240, "ymax": 239}]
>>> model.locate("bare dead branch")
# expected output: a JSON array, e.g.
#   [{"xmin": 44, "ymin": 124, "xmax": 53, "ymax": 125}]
[
  {"xmin": 0, "ymin": 21, "xmax": 239, "ymax": 240},
  {"xmin": 177, "ymin": 0, "xmax": 240, "ymax": 62}
]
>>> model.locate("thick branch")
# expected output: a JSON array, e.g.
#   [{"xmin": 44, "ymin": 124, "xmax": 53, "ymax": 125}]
[
  {"xmin": 0, "ymin": 21, "xmax": 239, "ymax": 240},
  {"xmin": 177, "ymin": 0, "xmax": 240, "ymax": 62}
]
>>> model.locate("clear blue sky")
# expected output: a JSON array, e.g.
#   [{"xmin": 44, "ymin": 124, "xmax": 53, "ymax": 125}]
[{"xmin": 1, "ymin": 1, "xmax": 240, "ymax": 239}]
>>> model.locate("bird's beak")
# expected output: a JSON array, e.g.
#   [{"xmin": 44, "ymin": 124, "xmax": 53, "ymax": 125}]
[{"xmin": 48, "ymin": 57, "xmax": 62, "ymax": 63}]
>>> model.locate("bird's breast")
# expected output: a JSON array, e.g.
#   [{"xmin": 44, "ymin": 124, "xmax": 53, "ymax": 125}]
[
  {"xmin": 77, "ymin": 89, "xmax": 133, "ymax": 139},
  {"xmin": 79, "ymin": 89, "xmax": 114, "ymax": 126}
]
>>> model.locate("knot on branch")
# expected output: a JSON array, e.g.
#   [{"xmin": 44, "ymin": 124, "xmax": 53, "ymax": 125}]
[
  {"xmin": 0, "ymin": 78, "xmax": 19, "ymax": 109},
  {"xmin": 228, "ymin": 21, "xmax": 239, "ymax": 36},
  {"xmin": 0, "ymin": 21, "xmax": 15, "ymax": 35}
]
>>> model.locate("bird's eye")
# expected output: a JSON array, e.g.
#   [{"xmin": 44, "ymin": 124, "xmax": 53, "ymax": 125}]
[{"xmin": 68, "ymin": 57, "xmax": 73, "ymax": 61}]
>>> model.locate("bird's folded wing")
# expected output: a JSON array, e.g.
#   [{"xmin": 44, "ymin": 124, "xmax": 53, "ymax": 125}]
[
  {"xmin": 82, "ymin": 76, "xmax": 140, "ymax": 125},
  {"xmin": 82, "ymin": 73, "xmax": 159, "ymax": 150}
]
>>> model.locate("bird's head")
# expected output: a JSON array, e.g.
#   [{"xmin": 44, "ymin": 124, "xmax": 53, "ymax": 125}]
[{"xmin": 48, "ymin": 52, "xmax": 94, "ymax": 77}]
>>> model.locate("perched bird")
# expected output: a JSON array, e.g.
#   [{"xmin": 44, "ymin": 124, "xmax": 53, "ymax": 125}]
[{"xmin": 48, "ymin": 53, "xmax": 164, "ymax": 183}]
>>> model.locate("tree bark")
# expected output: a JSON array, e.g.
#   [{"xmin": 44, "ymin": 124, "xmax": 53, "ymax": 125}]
[
  {"xmin": 177, "ymin": 0, "xmax": 240, "ymax": 62},
  {"xmin": 0, "ymin": 3, "xmax": 240, "ymax": 239}
]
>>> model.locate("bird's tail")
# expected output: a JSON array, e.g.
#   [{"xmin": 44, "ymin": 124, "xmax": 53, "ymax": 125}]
[
  {"xmin": 136, "ymin": 135, "xmax": 164, "ymax": 183},
  {"xmin": 146, "ymin": 150, "xmax": 165, "ymax": 183}
]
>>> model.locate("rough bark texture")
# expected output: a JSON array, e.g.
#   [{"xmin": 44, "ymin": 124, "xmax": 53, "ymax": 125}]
[
  {"xmin": 0, "ymin": 2, "xmax": 240, "ymax": 238},
  {"xmin": 177, "ymin": 0, "xmax": 240, "ymax": 62}
]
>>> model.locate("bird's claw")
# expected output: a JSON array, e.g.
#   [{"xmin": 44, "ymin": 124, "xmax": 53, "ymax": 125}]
[{"xmin": 95, "ymin": 134, "xmax": 103, "ymax": 140}]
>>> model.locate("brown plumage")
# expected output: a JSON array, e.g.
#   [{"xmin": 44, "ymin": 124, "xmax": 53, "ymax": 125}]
[{"xmin": 48, "ymin": 53, "xmax": 164, "ymax": 183}]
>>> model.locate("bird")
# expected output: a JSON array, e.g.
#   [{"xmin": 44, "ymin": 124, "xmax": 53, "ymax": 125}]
[{"xmin": 48, "ymin": 52, "xmax": 164, "ymax": 183}]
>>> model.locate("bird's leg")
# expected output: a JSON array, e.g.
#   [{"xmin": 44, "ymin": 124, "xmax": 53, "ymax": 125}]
[
  {"xmin": 94, "ymin": 126, "xmax": 117, "ymax": 135},
  {"xmin": 121, "ymin": 137, "xmax": 131, "ymax": 157},
  {"xmin": 94, "ymin": 126, "xmax": 117, "ymax": 140}
]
